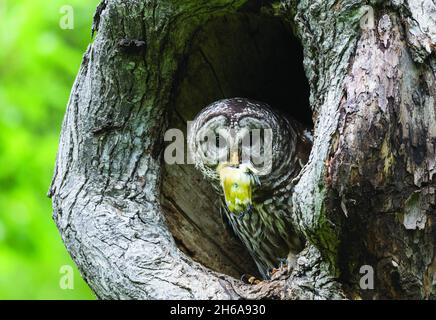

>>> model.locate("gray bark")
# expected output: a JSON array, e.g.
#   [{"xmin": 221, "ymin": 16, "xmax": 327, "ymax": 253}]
[{"xmin": 50, "ymin": 0, "xmax": 435, "ymax": 299}]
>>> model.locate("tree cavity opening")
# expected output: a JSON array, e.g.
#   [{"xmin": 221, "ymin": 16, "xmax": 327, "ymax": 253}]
[{"xmin": 161, "ymin": 12, "xmax": 312, "ymax": 279}]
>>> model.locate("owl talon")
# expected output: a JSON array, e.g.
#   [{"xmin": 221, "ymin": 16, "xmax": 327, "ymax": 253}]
[
  {"xmin": 271, "ymin": 267, "xmax": 282, "ymax": 276},
  {"xmin": 248, "ymin": 277, "xmax": 262, "ymax": 285},
  {"xmin": 267, "ymin": 258, "xmax": 292, "ymax": 279},
  {"xmin": 240, "ymin": 274, "xmax": 262, "ymax": 285}
]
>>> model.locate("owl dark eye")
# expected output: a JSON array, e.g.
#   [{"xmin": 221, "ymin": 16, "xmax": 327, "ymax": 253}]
[
  {"xmin": 249, "ymin": 129, "xmax": 263, "ymax": 147},
  {"xmin": 216, "ymin": 133, "xmax": 227, "ymax": 149}
]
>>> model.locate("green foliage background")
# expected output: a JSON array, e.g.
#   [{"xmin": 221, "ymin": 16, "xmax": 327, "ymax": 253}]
[{"xmin": 0, "ymin": 0, "xmax": 100, "ymax": 299}]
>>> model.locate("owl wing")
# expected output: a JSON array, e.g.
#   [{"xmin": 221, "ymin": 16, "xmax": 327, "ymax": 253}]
[{"xmin": 218, "ymin": 198, "xmax": 241, "ymax": 242}]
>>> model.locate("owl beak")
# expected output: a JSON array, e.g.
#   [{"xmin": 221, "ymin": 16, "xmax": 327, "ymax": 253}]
[
  {"xmin": 217, "ymin": 164, "xmax": 254, "ymax": 216},
  {"xmin": 229, "ymin": 151, "xmax": 239, "ymax": 166}
]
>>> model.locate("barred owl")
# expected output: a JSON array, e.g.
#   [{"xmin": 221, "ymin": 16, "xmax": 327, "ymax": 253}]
[{"xmin": 188, "ymin": 98, "xmax": 311, "ymax": 278}]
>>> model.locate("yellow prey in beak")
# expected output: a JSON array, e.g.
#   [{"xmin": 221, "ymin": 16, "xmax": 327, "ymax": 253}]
[{"xmin": 217, "ymin": 163, "xmax": 259, "ymax": 217}]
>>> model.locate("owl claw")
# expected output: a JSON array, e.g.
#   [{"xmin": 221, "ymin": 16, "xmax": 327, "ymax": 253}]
[
  {"xmin": 240, "ymin": 274, "xmax": 262, "ymax": 285},
  {"xmin": 269, "ymin": 260, "xmax": 291, "ymax": 279},
  {"xmin": 266, "ymin": 258, "xmax": 290, "ymax": 278}
]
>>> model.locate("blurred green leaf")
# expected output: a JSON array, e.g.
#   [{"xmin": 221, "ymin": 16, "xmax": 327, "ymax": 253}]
[{"xmin": 0, "ymin": 0, "xmax": 100, "ymax": 299}]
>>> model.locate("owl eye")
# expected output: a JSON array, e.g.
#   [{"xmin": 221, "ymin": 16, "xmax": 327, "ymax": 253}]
[
  {"xmin": 248, "ymin": 129, "xmax": 263, "ymax": 147},
  {"xmin": 216, "ymin": 133, "xmax": 227, "ymax": 149}
]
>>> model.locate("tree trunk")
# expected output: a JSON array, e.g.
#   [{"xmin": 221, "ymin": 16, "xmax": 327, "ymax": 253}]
[{"xmin": 49, "ymin": 0, "xmax": 435, "ymax": 299}]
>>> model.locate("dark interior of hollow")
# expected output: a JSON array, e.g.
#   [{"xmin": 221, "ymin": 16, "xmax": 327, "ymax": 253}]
[{"xmin": 161, "ymin": 12, "xmax": 312, "ymax": 279}]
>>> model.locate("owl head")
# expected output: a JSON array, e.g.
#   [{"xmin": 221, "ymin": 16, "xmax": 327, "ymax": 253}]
[{"xmin": 188, "ymin": 98, "xmax": 298, "ymax": 215}]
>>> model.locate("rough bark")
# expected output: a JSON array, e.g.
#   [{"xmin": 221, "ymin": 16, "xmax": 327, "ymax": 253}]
[{"xmin": 49, "ymin": 0, "xmax": 435, "ymax": 299}]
